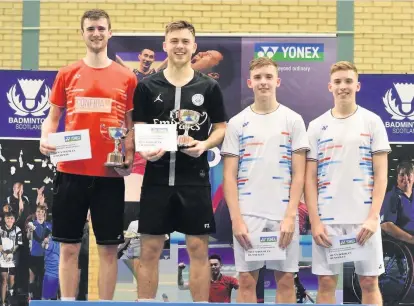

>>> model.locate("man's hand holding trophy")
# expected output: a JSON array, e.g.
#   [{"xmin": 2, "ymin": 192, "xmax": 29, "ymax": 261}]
[{"xmin": 177, "ymin": 109, "xmax": 208, "ymax": 158}]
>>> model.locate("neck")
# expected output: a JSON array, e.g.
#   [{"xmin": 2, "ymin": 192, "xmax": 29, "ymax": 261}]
[
  {"xmin": 164, "ymin": 62, "xmax": 193, "ymax": 82},
  {"xmin": 402, "ymin": 186, "xmax": 413, "ymax": 198},
  {"xmin": 83, "ymin": 49, "xmax": 111, "ymax": 68},
  {"xmin": 252, "ymin": 97, "xmax": 279, "ymax": 114},
  {"xmin": 332, "ymin": 101, "xmax": 357, "ymax": 118},
  {"xmin": 5, "ymin": 225, "xmax": 12, "ymax": 230},
  {"xmin": 211, "ymin": 273, "xmax": 221, "ymax": 281},
  {"xmin": 13, "ymin": 193, "xmax": 18, "ymax": 198}
]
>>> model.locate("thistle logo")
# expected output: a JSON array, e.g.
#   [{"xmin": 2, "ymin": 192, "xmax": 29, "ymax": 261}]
[
  {"xmin": 6, "ymin": 79, "xmax": 51, "ymax": 131},
  {"xmin": 260, "ymin": 236, "xmax": 277, "ymax": 243},
  {"xmin": 64, "ymin": 135, "xmax": 81, "ymax": 142},
  {"xmin": 339, "ymin": 238, "xmax": 356, "ymax": 246},
  {"xmin": 255, "ymin": 43, "xmax": 324, "ymax": 62}
]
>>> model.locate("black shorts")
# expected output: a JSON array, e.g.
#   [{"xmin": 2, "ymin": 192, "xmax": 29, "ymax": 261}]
[
  {"xmin": 139, "ymin": 185, "xmax": 215, "ymax": 235},
  {"xmin": 52, "ymin": 171, "xmax": 125, "ymax": 245},
  {"xmin": 0, "ymin": 267, "xmax": 15, "ymax": 275}
]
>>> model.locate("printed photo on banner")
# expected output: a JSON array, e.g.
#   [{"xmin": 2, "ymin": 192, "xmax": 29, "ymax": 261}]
[
  {"xmin": 343, "ymin": 144, "xmax": 414, "ymax": 305},
  {"xmin": 0, "ymin": 139, "xmax": 88, "ymax": 303}
]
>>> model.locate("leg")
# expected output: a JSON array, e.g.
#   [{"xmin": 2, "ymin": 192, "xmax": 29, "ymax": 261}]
[
  {"xmin": 359, "ymin": 276, "xmax": 382, "ymax": 306},
  {"xmin": 51, "ymin": 172, "xmax": 91, "ymax": 300},
  {"xmin": 237, "ymin": 271, "xmax": 259, "ymax": 303},
  {"xmin": 1, "ymin": 272, "xmax": 7, "ymax": 305},
  {"xmin": 8, "ymin": 273, "xmax": 14, "ymax": 297},
  {"xmin": 97, "ymin": 245, "xmax": 118, "ymax": 300},
  {"xmin": 186, "ymin": 235, "xmax": 210, "ymax": 302},
  {"xmin": 59, "ymin": 243, "xmax": 81, "ymax": 298},
  {"xmin": 274, "ymin": 271, "xmax": 295, "ymax": 303},
  {"xmin": 90, "ymin": 176, "xmax": 126, "ymax": 300},
  {"xmin": 137, "ymin": 235, "xmax": 165, "ymax": 299},
  {"xmin": 316, "ymin": 275, "xmax": 338, "ymax": 304}
]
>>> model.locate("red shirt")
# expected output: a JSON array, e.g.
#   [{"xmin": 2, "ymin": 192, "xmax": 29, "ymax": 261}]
[
  {"xmin": 49, "ymin": 60, "xmax": 137, "ymax": 177},
  {"xmin": 209, "ymin": 274, "xmax": 239, "ymax": 303}
]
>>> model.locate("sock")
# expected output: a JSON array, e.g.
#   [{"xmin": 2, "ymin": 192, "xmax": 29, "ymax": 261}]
[
  {"xmin": 61, "ymin": 297, "xmax": 76, "ymax": 301},
  {"xmin": 138, "ymin": 299, "xmax": 155, "ymax": 302},
  {"xmin": 8, "ymin": 289, "xmax": 13, "ymax": 296}
]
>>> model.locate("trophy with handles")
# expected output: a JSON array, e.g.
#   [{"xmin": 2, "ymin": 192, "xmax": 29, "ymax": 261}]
[
  {"xmin": 176, "ymin": 109, "xmax": 201, "ymax": 149},
  {"xmin": 100, "ymin": 124, "xmax": 129, "ymax": 167}
]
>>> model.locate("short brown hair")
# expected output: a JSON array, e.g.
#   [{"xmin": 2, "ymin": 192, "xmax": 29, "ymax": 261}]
[
  {"xmin": 81, "ymin": 9, "xmax": 111, "ymax": 31},
  {"xmin": 249, "ymin": 57, "xmax": 278, "ymax": 72},
  {"xmin": 330, "ymin": 61, "xmax": 358, "ymax": 76},
  {"xmin": 165, "ymin": 20, "xmax": 195, "ymax": 37}
]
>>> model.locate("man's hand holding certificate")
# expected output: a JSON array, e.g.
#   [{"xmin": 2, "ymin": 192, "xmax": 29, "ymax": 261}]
[
  {"xmin": 48, "ymin": 129, "xmax": 92, "ymax": 163},
  {"xmin": 326, "ymin": 233, "xmax": 375, "ymax": 264},
  {"xmin": 134, "ymin": 124, "xmax": 177, "ymax": 152},
  {"xmin": 245, "ymin": 232, "xmax": 286, "ymax": 262}
]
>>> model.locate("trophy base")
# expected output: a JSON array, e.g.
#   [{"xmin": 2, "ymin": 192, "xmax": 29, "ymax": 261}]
[
  {"xmin": 104, "ymin": 153, "xmax": 124, "ymax": 168},
  {"xmin": 178, "ymin": 143, "xmax": 196, "ymax": 150}
]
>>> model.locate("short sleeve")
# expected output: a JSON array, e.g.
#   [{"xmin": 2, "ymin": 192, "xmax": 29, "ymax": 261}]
[
  {"xmin": 291, "ymin": 115, "xmax": 310, "ymax": 153},
  {"xmin": 132, "ymin": 82, "xmax": 151, "ymax": 123},
  {"xmin": 49, "ymin": 69, "xmax": 67, "ymax": 108},
  {"xmin": 16, "ymin": 227, "xmax": 23, "ymax": 245},
  {"xmin": 380, "ymin": 191, "xmax": 400, "ymax": 224},
  {"xmin": 220, "ymin": 118, "xmax": 240, "ymax": 157},
  {"xmin": 371, "ymin": 115, "xmax": 391, "ymax": 154},
  {"xmin": 206, "ymin": 82, "xmax": 227, "ymax": 124},
  {"xmin": 126, "ymin": 74, "xmax": 138, "ymax": 113},
  {"xmin": 306, "ymin": 121, "xmax": 319, "ymax": 161}
]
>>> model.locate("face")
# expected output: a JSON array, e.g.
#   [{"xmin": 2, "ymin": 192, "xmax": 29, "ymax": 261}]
[
  {"xmin": 247, "ymin": 65, "xmax": 281, "ymax": 99},
  {"xmin": 163, "ymin": 29, "xmax": 197, "ymax": 67},
  {"xmin": 209, "ymin": 259, "xmax": 221, "ymax": 275},
  {"xmin": 82, "ymin": 17, "xmax": 112, "ymax": 54},
  {"xmin": 5, "ymin": 216, "xmax": 14, "ymax": 228},
  {"xmin": 397, "ymin": 169, "xmax": 414, "ymax": 191},
  {"xmin": 329, "ymin": 70, "xmax": 360, "ymax": 105},
  {"xmin": 139, "ymin": 49, "xmax": 155, "ymax": 70},
  {"xmin": 36, "ymin": 209, "xmax": 45, "ymax": 221},
  {"xmin": 13, "ymin": 183, "xmax": 21, "ymax": 194}
]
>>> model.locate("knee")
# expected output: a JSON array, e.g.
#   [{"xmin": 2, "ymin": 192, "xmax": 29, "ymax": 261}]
[
  {"xmin": 359, "ymin": 276, "xmax": 378, "ymax": 294},
  {"xmin": 276, "ymin": 272, "xmax": 295, "ymax": 292},
  {"xmin": 238, "ymin": 273, "xmax": 256, "ymax": 293},
  {"xmin": 187, "ymin": 240, "xmax": 208, "ymax": 261},
  {"xmin": 61, "ymin": 243, "xmax": 81, "ymax": 260},
  {"xmin": 318, "ymin": 275, "xmax": 337, "ymax": 293},
  {"xmin": 98, "ymin": 245, "xmax": 118, "ymax": 263},
  {"xmin": 141, "ymin": 237, "xmax": 164, "ymax": 261}
]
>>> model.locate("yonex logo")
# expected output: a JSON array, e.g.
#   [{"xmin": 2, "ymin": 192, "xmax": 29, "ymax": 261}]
[
  {"xmin": 255, "ymin": 43, "xmax": 324, "ymax": 62},
  {"xmin": 64, "ymin": 135, "xmax": 81, "ymax": 142},
  {"xmin": 260, "ymin": 236, "xmax": 277, "ymax": 242},
  {"xmin": 339, "ymin": 238, "xmax": 357, "ymax": 246}
]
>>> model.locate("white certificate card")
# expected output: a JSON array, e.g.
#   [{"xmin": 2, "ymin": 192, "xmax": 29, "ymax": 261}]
[
  {"xmin": 326, "ymin": 234, "xmax": 375, "ymax": 264},
  {"xmin": 245, "ymin": 232, "xmax": 286, "ymax": 262},
  {"xmin": 48, "ymin": 129, "xmax": 92, "ymax": 163},
  {"xmin": 134, "ymin": 124, "xmax": 177, "ymax": 152}
]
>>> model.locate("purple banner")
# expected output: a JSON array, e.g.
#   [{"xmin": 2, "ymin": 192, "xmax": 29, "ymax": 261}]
[
  {"xmin": 0, "ymin": 70, "xmax": 58, "ymax": 138},
  {"xmin": 357, "ymin": 74, "xmax": 414, "ymax": 143}
]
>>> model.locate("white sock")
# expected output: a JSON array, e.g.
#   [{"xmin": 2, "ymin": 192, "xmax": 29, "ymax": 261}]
[{"xmin": 61, "ymin": 297, "xmax": 76, "ymax": 301}]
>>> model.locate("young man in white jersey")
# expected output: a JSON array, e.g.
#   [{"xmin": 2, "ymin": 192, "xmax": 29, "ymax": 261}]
[
  {"xmin": 305, "ymin": 61, "xmax": 390, "ymax": 305},
  {"xmin": 221, "ymin": 57, "xmax": 309, "ymax": 303}
]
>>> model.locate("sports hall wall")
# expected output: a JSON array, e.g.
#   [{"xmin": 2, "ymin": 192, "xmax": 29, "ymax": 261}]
[{"xmin": 1, "ymin": 0, "xmax": 414, "ymax": 304}]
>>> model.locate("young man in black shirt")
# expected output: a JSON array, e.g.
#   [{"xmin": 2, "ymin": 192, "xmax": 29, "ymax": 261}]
[{"xmin": 133, "ymin": 20, "xmax": 227, "ymax": 302}]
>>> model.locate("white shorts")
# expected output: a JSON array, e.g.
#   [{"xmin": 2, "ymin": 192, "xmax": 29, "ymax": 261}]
[
  {"xmin": 233, "ymin": 215, "xmax": 299, "ymax": 273},
  {"xmin": 312, "ymin": 223, "xmax": 384, "ymax": 276}
]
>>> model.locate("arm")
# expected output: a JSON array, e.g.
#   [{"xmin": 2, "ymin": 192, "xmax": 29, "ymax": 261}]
[
  {"xmin": 204, "ymin": 122, "xmax": 226, "ymax": 149},
  {"xmin": 124, "ymin": 112, "xmax": 135, "ymax": 166},
  {"xmin": 381, "ymin": 222, "xmax": 414, "ymax": 244},
  {"xmin": 177, "ymin": 265, "xmax": 190, "ymax": 290}
]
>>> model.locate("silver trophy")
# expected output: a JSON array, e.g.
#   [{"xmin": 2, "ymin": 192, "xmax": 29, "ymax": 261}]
[
  {"xmin": 177, "ymin": 109, "xmax": 201, "ymax": 148},
  {"xmin": 100, "ymin": 124, "xmax": 129, "ymax": 167}
]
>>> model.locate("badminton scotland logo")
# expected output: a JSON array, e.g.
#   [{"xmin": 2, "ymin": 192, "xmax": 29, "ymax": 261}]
[
  {"xmin": 254, "ymin": 43, "xmax": 324, "ymax": 62},
  {"xmin": 383, "ymin": 83, "xmax": 414, "ymax": 120},
  {"xmin": 6, "ymin": 79, "xmax": 51, "ymax": 131},
  {"xmin": 7, "ymin": 79, "xmax": 50, "ymax": 117}
]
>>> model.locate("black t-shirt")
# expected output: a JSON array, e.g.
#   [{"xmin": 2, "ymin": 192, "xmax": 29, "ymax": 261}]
[{"xmin": 133, "ymin": 70, "xmax": 227, "ymax": 186}]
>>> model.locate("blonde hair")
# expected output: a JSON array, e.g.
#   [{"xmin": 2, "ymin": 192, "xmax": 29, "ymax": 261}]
[
  {"xmin": 249, "ymin": 57, "xmax": 278, "ymax": 72},
  {"xmin": 165, "ymin": 20, "xmax": 195, "ymax": 37},
  {"xmin": 330, "ymin": 61, "xmax": 358, "ymax": 76}
]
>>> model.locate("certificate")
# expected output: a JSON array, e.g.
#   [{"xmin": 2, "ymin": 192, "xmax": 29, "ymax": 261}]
[
  {"xmin": 48, "ymin": 129, "xmax": 92, "ymax": 163},
  {"xmin": 326, "ymin": 234, "xmax": 374, "ymax": 264},
  {"xmin": 134, "ymin": 124, "xmax": 177, "ymax": 152},
  {"xmin": 245, "ymin": 232, "xmax": 286, "ymax": 262}
]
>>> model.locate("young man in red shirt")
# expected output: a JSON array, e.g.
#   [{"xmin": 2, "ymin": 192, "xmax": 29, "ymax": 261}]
[{"xmin": 39, "ymin": 9, "xmax": 137, "ymax": 301}]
